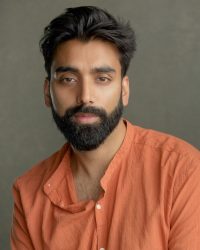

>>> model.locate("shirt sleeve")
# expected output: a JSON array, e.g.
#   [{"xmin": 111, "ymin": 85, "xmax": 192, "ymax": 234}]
[
  {"xmin": 10, "ymin": 179, "xmax": 34, "ymax": 250},
  {"xmin": 168, "ymin": 156, "xmax": 200, "ymax": 249}
]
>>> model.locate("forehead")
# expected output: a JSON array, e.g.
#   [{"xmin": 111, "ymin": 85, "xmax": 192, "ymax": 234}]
[{"xmin": 51, "ymin": 39, "xmax": 121, "ymax": 73}]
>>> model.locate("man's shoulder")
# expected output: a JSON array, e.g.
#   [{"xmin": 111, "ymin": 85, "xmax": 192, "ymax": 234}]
[
  {"xmin": 14, "ymin": 143, "xmax": 68, "ymax": 191},
  {"xmin": 129, "ymin": 121, "xmax": 200, "ymax": 160}
]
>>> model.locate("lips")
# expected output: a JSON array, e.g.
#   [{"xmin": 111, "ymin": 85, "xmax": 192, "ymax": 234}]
[
  {"xmin": 74, "ymin": 112, "xmax": 97, "ymax": 118},
  {"xmin": 73, "ymin": 112, "xmax": 99, "ymax": 123}
]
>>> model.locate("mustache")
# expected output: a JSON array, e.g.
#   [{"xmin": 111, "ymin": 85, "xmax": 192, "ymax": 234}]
[{"xmin": 61, "ymin": 105, "xmax": 107, "ymax": 119}]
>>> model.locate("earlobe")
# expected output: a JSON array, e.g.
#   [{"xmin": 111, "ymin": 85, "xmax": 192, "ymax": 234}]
[
  {"xmin": 44, "ymin": 78, "xmax": 51, "ymax": 107},
  {"xmin": 122, "ymin": 76, "xmax": 130, "ymax": 106}
]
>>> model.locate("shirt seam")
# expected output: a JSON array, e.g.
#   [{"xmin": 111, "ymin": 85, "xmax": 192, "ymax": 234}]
[{"xmin": 131, "ymin": 140, "xmax": 199, "ymax": 163}]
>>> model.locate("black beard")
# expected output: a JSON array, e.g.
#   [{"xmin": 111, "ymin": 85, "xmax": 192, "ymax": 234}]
[{"xmin": 50, "ymin": 97, "xmax": 123, "ymax": 151}]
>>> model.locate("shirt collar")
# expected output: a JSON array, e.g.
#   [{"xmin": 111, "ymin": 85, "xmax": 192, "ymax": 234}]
[
  {"xmin": 100, "ymin": 119, "xmax": 135, "ymax": 190},
  {"xmin": 43, "ymin": 119, "xmax": 135, "ymax": 209}
]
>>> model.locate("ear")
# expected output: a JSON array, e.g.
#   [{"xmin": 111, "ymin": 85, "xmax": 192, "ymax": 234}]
[
  {"xmin": 44, "ymin": 78, "xmax": 51, "ymax": 107},
  {"xmin": 121, "ymin": 76, "xmax": 130, "ymax": 106}
]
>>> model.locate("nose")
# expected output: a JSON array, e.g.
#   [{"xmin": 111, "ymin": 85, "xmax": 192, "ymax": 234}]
[{"xmin": 76, "ymin": 81, "xmax": 94, "ymax": 105}]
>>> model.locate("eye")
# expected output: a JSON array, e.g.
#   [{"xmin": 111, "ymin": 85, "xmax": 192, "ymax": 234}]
[
  {"xmin": 58, "ymin": 77, "xmax": 78, "ymax": 85},
  {"xmin": 96, "ymin": 76, "xmax": 111, "ymax": 84}
]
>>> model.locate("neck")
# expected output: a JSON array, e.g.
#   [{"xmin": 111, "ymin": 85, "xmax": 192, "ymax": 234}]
[{"xmin": 70, "ymin": 118, "xmax": 126, "ymax": 180}]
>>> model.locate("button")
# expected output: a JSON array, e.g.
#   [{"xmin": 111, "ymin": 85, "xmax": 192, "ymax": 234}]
[{"xmin": 96, "ymin": 203, "xmax": 102, "ymax": 209}]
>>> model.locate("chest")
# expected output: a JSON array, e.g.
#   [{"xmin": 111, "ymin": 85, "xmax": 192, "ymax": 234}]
[
  {"xmin": 73, "ymin": 175, "xmax": 104, "ymax": 201},
  {"xmin": 33, "ymin": 176, "xmax": 167, "ymax": 250}
]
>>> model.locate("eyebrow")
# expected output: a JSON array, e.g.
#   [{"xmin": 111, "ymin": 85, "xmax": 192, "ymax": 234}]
[
  {"xmin": 55, "ymin": 66, "xmax": 79, "ymax": 74},
  {"xmin": 55, "ymin": 65, "xmax": 116, "ymax": 74},
  {"xmin": 91, "ymin": 66, "xmax": 116, "ymax": 74}
]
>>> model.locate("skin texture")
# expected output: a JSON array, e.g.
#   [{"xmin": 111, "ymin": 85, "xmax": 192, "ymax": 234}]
[{"xmin": 44, "ymin": 39, "xmax": 130, "ymax": 200}]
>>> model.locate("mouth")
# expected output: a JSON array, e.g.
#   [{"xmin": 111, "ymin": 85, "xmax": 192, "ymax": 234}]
[{"xmin": 73, "ymin": 112, "xmax": 99, "ymax": 124}]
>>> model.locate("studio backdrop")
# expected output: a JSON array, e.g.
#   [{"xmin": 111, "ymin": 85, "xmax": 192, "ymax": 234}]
[{"xmin": 0, "ymin": 0, "xmax": 199, "ymax": 249}]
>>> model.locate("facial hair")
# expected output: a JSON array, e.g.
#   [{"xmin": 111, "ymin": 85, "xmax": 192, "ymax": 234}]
[{"xmin": 50, "ymin": 96, "xmax": 123, "ymax": 151}]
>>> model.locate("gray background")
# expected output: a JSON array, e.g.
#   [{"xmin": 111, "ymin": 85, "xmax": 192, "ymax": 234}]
[{"xmin": 1, "ymin": 0, "xmax": 199, "ymax": 248}]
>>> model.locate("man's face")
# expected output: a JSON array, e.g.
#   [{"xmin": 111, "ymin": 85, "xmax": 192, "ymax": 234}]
[{"xmin": 44, "ymin": 39, "xmax": 129, "ymax": 150}]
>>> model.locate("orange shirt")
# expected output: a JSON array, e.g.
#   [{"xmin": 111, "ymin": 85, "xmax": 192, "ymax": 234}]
[{"xmin": 11, "ymin": 120, "xmax": 200, "ymax": 250}]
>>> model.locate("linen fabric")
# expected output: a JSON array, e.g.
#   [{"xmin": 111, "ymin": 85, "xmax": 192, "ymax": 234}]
[{"xmin": 11, "ymin": 120, "xmax": 200, "ymax": 250}]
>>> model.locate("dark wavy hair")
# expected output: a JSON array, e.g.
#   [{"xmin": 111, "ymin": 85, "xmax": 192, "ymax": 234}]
[{"xmin": 39, "ymin": 6, "xmax": 136, "ymax": 78}]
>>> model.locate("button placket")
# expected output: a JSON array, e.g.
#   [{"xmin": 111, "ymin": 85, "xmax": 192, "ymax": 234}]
[{"xmin": 95, "ymin": 201, "xmax": 106, "ymax": 250}]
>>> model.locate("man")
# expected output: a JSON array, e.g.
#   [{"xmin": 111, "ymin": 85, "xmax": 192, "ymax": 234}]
[{"xmin": 11, "ymin": 6, "xmax": 200, "ymax": 250}]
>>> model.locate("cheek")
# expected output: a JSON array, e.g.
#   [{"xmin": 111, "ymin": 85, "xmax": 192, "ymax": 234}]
[
  {"xmin": 50, "ymin": 86, "xmax": 74, "ymax": 115},
  {"xmin": 97, "ymin": 84, "xmax": 121, "ymax": 111}
]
